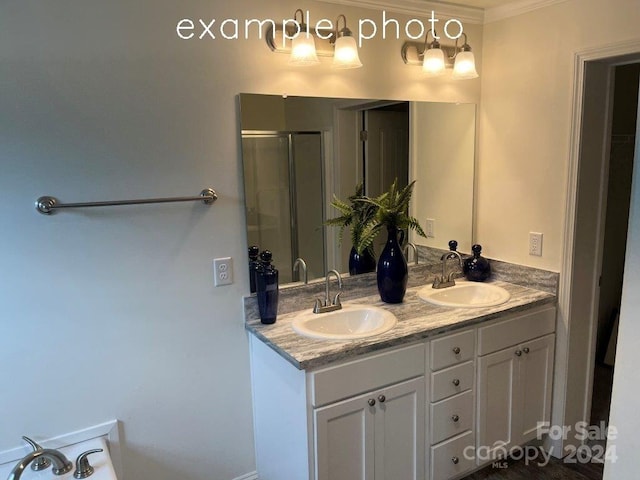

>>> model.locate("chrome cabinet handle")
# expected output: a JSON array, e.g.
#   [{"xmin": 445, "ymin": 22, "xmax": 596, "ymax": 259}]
[
  {"xmin": 368, "ymin": 398, "xmax": 376, "ymax": 407},
  {"xmin": 515, "ymin": 349, "xmax": 522, "ymax": 356},
  {"xmin": 523, "ymin": 347, "xmax": 530, "ymax": 354},
  {"xmin": 452, "ymin": 347, "xmax": 461, "ymax": 355},
  {"xmin": 451, "ymin": 414, "xmax": 460, "ymax": 422},
  {"xmin": 377, "ymin": 395, "xmax": 386, "ymax": 403},
  {"xmin": 452, "ymin": 456, "xmax": 460, "ymax": 464},
  {"xmin": 452, "ymin": 378, "xmax": 460, "ymax": 386},
  {"xmin": 22, "ymin": 436, "xmax": 51, "ymax": 471}
]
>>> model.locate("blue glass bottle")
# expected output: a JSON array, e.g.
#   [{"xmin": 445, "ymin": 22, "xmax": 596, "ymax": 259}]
[
  {"xmin": 463, "ymin": 244, "xmax": 491, "ymax": 282},
  {"xmin": 376, "ymin": 226, "xmax": 408, "ymax": 303},
  {"xmin": 248, "ymin": 245, "xmax": 260, "ymax": 294},
  {"xmin": 256, "ymin": 250, "xmax": 279, "ymax": 324}
]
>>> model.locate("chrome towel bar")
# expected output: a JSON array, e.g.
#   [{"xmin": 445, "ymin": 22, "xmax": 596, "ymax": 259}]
[{"xmin": 36, "ymin": 188, "xmax": 217, "ymax": 215}]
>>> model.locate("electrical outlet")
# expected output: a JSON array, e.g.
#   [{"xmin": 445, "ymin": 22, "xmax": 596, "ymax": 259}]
[
  {"xmin": 213, "ymin": 257, "xmax": 233, "ymax": 286},
  {"xmin": 426, "ymin": 218, "xmax": 436, "ymax": 238},
  {"xmin": 529, "ymin": 232, "xmax": 543, "ymax": 257}
]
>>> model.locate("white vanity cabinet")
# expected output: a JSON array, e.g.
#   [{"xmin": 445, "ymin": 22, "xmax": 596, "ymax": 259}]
[
  {"xmin": 250, "ymin": 337, "xmax": 425, "ymax": 480},
  {"xmin": 428, "ymin": 330, "xmax": 477, "ymax": 480},
  {"xmin": 476, "ymin": 306, "xmax": 556, "ymax": 461}
]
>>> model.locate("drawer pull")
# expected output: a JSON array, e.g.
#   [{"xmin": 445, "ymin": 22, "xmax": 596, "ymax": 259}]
[
  {"xmin": 367, "ymin": 398, "xmax": 376, "ymax": 407},
  {"xmin": 452, "ymin": 378, "xmax": 460, "ymax": 386},
  {"xmin": 451, "ymin": 414, "xmax": 460, "ymax": 422},
  {"xmin": 377, "ymin": 394, "xmax": 386, "ymax": 403},
  {"xmin": 452, "ymin": 347, "xmax": 461, "ymax": 355},
  {"xmin": 523, "ymin": 347, "xmax": 530, "ymax": 354},
  {"xmin": 515, "ymin": 349, "xmax": 522, "ymax": 356},
  {"xmin": 452, "ymin": 456, "xmax": 460, "ymax": 465}
]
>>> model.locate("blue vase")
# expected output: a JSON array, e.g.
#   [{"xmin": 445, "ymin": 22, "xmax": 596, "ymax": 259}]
[
  {"xmin": 463, "ymin": 244, "xmax": 491, "ymax": 282},
  {"xmin": 348, "ymin": 246, "xmax": 376, "ymax": 275},
  {"xmin": 256, "ymin": 250, "xmax": 279, "ymax": 324},
  {"xmin": 377, "ymin": 227, "xmax": 408, "ymax": 303}
]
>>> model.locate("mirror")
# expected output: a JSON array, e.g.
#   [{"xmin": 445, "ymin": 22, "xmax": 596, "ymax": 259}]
[{"xmin": 239, "ymin": 93, "xmax": 476, "ymax": 285}]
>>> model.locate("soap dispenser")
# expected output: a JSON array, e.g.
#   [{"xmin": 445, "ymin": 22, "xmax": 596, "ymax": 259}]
[
  {"xmin": 463, "ymin": 244, "xmax": 491, "ymax": 282},
  {"xmin": 256, "ymin": 250, "xmax": 279, "ymax": 324}
]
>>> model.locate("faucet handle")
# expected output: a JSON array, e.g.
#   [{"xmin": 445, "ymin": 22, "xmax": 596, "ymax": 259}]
[
  {"xmin": 73, "ymin": 449, "xmax": 103, "ymax": 479},
  {"xmin": 332, "ymin": 291, "xmax": 342, "ymax": 307},
  {"xmin": 22, "ymin": 436, "xmax": 51, "ymax": 471}
]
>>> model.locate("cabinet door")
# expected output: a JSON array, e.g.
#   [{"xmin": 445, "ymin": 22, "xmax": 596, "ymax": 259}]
[
  {"xmin": 376, "ymin": 377, "xmax": 425, "ymax": 480},
  {"xmin": 477, "ymin": 346, "xmax": 519, "ymax": 457},
  {"xmin": 517, "ymin": 334, "xmax": 555, "ymax": 444},
  {"xmin": 314, "ymin": 391, "xmax": 375, "ymax": 480}
]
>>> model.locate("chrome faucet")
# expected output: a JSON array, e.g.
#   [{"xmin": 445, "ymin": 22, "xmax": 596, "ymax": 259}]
[
  {"xmin": 293, "ymin": 257, "xmax": 308, "ymax": 284},
  {"xmin": 314, "ymin": 270, "xmax": 343, "ymax": 313},
  {"xmin": 433, "ymin": 251, "xmax": 463, "ymax": 289},
  {"xmin": 7, "ymin": 449, "xmax": 73, "ymax": 480},
  {"xmin": 404, "ymin": 242, "xmax": 418, "ymax": 265}
]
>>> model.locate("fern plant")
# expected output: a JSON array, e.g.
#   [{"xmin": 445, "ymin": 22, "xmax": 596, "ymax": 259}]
[
  {"xmin": 355, "ymin": 179, "xmax": 427, "ymax": 255},
  {"xmin": 326, "ymin": 184, "xmax": 379, "ymax": 255}
]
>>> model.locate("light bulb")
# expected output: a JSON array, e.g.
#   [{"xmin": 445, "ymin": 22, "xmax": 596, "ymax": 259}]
[
  {"xmin": 422, "ymin": 48, "xmax": 445, "ymax": 76},
  {"xmin": 453, "ymin": 51, "xmax": 479, "ymax": 79},
  {"xmin": 332, "ymin": 35, "xmax": 362, "ymax": 69},
  {"xmin": 289, "ymin": 35, "xmax": 320, "ymax": 66}
]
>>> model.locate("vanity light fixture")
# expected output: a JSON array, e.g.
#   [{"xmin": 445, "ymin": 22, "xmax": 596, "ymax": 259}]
[
  {"xmin": 452, "ymin": 33, "xmax": 478, "ymax": 79},
  {"xmin": 288, "ymin": 9, "xmax": 320, "ymax": 66},
  {"xmin": 331, "ymin": 14, "xmax": 362, "ymax": 69},
  {"xmin": 401, "ymin": 31, "xmax": 479, "ymax": 79},
  {"xmin": 421, "ymin": 29, "xmax": 445, "ymax": 77},
  {"xmin": 265, "ymin": 11, "xmax": 363, "ymax": 69}
]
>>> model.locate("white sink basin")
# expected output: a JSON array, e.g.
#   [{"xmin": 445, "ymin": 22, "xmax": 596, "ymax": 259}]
[
  {"xmin": 291, "ymin": 304, "xmax": 398, "ymax": 340},
  {"xmin": 417, "ymin": 281, "xmax": 510, "ymax": 308}
]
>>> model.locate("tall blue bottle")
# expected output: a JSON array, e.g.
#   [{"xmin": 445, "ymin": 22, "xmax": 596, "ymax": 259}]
[
  {"xmin": 256, "ymin": 250, "xmax": 279, "ymax": 324},
  {"xmin": 248, "ymin": 245, "xmax": 260, "ymax": 294}
]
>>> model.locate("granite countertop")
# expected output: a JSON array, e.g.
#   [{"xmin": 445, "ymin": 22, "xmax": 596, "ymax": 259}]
[{"xmin": 245, "ymin": 280, "xmax": 556, "ymax": 370}]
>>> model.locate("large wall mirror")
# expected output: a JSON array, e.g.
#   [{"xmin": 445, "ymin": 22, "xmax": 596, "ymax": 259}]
[{"xmin": 239, "ymin": 93, "xmax": 476, "ymax": 286}]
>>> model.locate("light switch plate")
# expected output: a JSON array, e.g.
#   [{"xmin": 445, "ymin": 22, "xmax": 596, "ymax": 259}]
[
  {"xmin": 529, "ymin": 232, "xmax": 543, "ymax": 256},
  {"xmin": 426, "ymin": 218, "xmax": 435, "ymax": 238}
]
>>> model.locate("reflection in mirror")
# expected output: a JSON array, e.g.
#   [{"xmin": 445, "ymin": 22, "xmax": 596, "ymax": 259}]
[{"xmin": 239, "ymin": 94, "xmax": 476, "ymax": 287}]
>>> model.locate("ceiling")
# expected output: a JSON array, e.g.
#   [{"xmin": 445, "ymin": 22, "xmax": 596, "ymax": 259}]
[{"xmin": 441, "ymin": 0, "xmax": 523, "ymax": 8}]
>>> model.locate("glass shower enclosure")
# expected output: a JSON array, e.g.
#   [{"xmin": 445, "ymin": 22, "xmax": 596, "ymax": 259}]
[{"xmin": 241, "ymin": 131, "xmax": 326, "ymax": 284}]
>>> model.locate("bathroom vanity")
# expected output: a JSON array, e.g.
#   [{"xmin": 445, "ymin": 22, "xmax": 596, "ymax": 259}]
[{"xmin": 246, "ymin": 273, "xmax": 556, "ymax": 480}]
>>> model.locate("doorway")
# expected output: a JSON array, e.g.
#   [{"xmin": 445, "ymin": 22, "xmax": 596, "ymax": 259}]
[{"xmin": 588, "ymin": 63, "xmax": 640, "ymax": 453}]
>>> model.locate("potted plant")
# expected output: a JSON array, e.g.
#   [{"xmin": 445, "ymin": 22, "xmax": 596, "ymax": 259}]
[
  {"xmin": 326, "ymin": 184, "xmax": 378, "ymax": 275},
  {"xmin": 357, "ymin": 179, "xmax": 426, "ymax": 303}
]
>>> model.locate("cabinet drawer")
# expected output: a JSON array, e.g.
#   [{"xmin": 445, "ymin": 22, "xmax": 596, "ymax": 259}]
[
  {"xmin": 478, "ymin": 305, "xmax": 556, "ymax": 356},
  {"xmin": 431, "ymin": 330, "xmax": 475, "ymax": 371},
  {"xmin": 431, "ymin": 361, "xmax": 474, "ymax": 402},
  {"xmin": 430, "ymin": 390, "xmax": 473, "ymax": 444},
  {"xmin": 310, "ymin": 343, "xmax": 425, "ymax": 407},
  {"xmin": 431, "ymin": 431, "xmax": 475, "ymax": 480}
]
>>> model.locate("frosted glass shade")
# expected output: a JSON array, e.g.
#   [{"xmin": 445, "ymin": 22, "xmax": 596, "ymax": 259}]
[
  {"xmin": 332, "ymin": 35, "xmax": 362, "ymax": 69},
  {"xmin": 289, "ymin": 35, "xmax": 320, "ymax": 66},
  {"xmin": 422, "ymin": 48, "xmax": 445, "ymax": 76},
  {"xmin": 452, "ymin": 51, "xmax": 479, "ymax": 79}
]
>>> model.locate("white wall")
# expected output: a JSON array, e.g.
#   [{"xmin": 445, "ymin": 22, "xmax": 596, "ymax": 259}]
[
  {"xmin": 0, "ymin": 1, "xmax": 481, "ymax": 479},
  {"xmin": 477, "ymin": 0, "xmax": 640, "ymax": 270}
]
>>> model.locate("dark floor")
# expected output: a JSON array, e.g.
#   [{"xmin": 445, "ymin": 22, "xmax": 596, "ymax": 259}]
[{"xmin": 463, "ymin": 363, "xmax": 613, "ymax": 480}]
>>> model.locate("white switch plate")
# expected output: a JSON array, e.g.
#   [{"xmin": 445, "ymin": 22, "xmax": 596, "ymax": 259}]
[
  {"xmin": 529, "ymin": 232, "xmax": 543, "ymax": 256},
  {"xmin": 426, "ymin": 218, "xmax": 435, "ymax": 238},
  {"xmin": 213, "ymin": 257, "xmax": 233, "ymax": 286}
]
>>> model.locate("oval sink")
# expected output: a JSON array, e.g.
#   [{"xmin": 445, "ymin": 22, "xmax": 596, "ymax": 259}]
[
  {"xmin": 291, "ymin": 304, "xmax": 398, "ymax": 340},
  {"xmin": 417, "ymin": 281, "xmax": 510, "ymax": 308}
]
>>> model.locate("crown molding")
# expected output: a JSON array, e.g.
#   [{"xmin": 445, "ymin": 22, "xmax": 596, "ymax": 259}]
[
  {"xmin": 314, "ymin": 0, "xmax": 485, "ymax": 24},
  {"xmin": 484, "ymin": 0, "xmax": 569, "ymax": 23}
]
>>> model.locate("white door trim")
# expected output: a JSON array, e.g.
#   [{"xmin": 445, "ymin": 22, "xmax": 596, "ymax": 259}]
[{"xmin": 554, "ymin": 38, "xmax": 640, "ymax": 456}]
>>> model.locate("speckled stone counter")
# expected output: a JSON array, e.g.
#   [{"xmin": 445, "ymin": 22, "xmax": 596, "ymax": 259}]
[{"xmin": 245, "ymin": 279, "xmax": 556, "ymax": 370}]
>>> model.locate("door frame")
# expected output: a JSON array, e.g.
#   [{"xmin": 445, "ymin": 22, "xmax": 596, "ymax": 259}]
[{"xmin": 554, "ymin": 39, "xmax": 640, "ymax": 456}]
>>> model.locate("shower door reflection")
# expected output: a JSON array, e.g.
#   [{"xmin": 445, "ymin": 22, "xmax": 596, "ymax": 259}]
[{"xmin": 241, "ymin": 131, "xmax": 325, "ymax": 283}]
